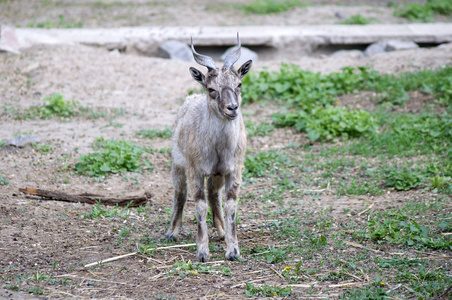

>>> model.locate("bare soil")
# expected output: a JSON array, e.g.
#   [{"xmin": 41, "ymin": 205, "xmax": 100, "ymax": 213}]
[{"xmin": 1, "ymin": 1, "xmax": 452, "ymax": 299}]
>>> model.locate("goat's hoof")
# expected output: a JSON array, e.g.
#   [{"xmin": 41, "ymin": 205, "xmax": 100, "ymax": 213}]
[
  {"xmin": 165, "ymin": 233, "xmax": 178, "ymax": 242},
  {"xmin": 197, "ymin": 251, "xmax": 209, "ymax": 263},
  {"xmin": 225, "ymin": 248, "xmax": 240, "ymax": 261}
]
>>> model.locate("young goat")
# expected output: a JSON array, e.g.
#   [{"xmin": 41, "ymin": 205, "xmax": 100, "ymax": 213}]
[{"xmin": 166, "ymin": 34, "xmax": 252, "ymax": 262}]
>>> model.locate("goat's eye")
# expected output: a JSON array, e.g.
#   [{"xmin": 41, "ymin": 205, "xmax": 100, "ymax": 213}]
[
  {"xmin": 207, "ymin": 88, "xmax": 216, "ymax": 94},
  {"xmin": 237, "ymin": 83, "xmax": 242, "ymax": 88}
]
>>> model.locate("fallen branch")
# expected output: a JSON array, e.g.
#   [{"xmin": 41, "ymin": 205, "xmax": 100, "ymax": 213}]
[
  {"xmin": 84, "ymin": 243, "xmax": 196, "ymax": 268},
  {"xmin": 19, "ymin": 187, "xmax": 152, "ymax": 207},
  {"xmin": 343, "ymin": 241, "xmax": 380, "ymax": 253}
]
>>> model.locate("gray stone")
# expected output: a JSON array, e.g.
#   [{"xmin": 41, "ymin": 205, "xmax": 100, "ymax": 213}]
[
  {"xmin": 7, "ymin": 134, "xmax": 41, "ymax": 147},
  {"xmin": 386, "ymin": 40, "xmax": 419, "ymax": 51},
  {"xmin": 364, "ymin": 40, "xmax": 388, "ymax": 56},
  {"xmin": 158, "ymin": 40, "xmax": 193, "ymax": 62},
  {"xmin": 335, "ymin": 11, "xmax": 347, "ymax": 20},
  {"xmin": 331, "ymin": 49, "xmax": 363, "ymax": 59},
  {"xmin": 221, "ymin": 46, "xmax": 258, "ymax": 66},
  {"xmin": 0, "ymin": 25, "xmax": 21, "ymax": 54}
]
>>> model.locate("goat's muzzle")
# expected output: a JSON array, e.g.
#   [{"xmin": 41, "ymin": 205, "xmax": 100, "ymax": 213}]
[{"xmin": 222, "ymin": 88, "xmax": 239, "ymax": 120}]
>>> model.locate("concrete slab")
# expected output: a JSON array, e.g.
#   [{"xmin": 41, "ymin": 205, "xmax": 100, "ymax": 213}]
[{"xmin": 10, "ymin": 24, "xmax": 452, "ymax": 57}]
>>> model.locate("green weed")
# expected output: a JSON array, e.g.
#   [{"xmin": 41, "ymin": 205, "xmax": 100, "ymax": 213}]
[
  {"xmin": 244, "ymin": 149, "xmax": 290, "ymax": 178},
  {"xmin": 82, "ymin": 202, "xmax": 130, "ymax": 219},
  {"xmin": 135, "ymin": 127, "xmax": 172, "ymax": 139},
  {"xmin": 384, "ymin": 168, "xmax": 424, "ymax": 191},
  {"xmin": 245, "ymin": 120, "xmax": 275, "ymax": 137},
  {"xmin": 24, "ymin": 93, "xmax": 78, "ymax": 120},
  {"xmin": 241, "ymin": 0, "xmax": 305, "ymax": 14},
  {"xmin": 245, "ymin": 282, "xmax": 291, "ymax": 297},
  {"xmin": 75, "ymin": 137, "xmax": 152, "ymax": 177},
  {"xmin": 394, "ymin": 0, "xmax": 452, "ymax": 22},
  {"xmin": 340, "ymin": 14, "xmax": 375, "ymax": 25}
]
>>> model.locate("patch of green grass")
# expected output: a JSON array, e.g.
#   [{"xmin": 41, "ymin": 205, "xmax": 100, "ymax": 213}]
[
  {"xmin": 394, "ymin": 0, "xmax": 452, "ymax": 22},
  {"xmin": 245, "ymin": 282, "xmax": 291, "ymax": 297},
  {"xmin": 340, "ymin": 14, "xmax": 375, "ymax": 25},
  {"xmin": 75, "ymin": 137, "xmax": 152, "ymax": 178},
  {"xmin": 354, "ymin": 205, "xmax": 452, "ymax": 250},
  {"xmin": 394, "ymin": 3, "xmax": 434, "ymax": 22},
  {"xmin": 26, "ymin": 15, "xmax": 82, "ymax": 28},
  {"xmin": 245, "ymin": 120, "xmax": 275, "ymax": 137},
  {"xmin": 244, "ymin": 149, "xmax": 290, "ymax": 178},
  {"xmin": 241, "ymin": 0, "xmax": 305, "ymax": 14},
  {"xmin": 82, "ymin": 202, "xmax": 131, "ymax": 219},
  {"xmin": 135, "ymin": 126, "xmax": 172, "ymax": 139}
]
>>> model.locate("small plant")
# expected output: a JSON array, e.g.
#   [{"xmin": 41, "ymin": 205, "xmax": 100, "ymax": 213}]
[
  {"xmin": 25, "ymin": 93, "xmax": 79, "ymax": 120},
  {"xmin": 385, "ymin": 168, "xmax": 423, "ymax": 191},
  {"xmin": 82, "ymin": 202, "xmax": 130, "ymax": 219},
  {"xmin": 135, "ymin": 126, "xmax": 172, "ymax": 139},
  {"xmin": 75, "ymin": 137, "xmax": 152, "ymax": 177},
  {"xmin": 0, "ymin": 173, "xmax": 9, "ymax": 185},
  {"xmin": 244, "ymin": 149, "xmax": 289, "ymax": 178},
  {"xmin": 245, "ymin": 282, "xmax": 291, "ymax": 297},
  {"xmin": 340, "ymin": 14, "xmax": 375, "ymax": 25},
  {"xmin": 394, "ymin": 3, "xmax": 434, "ymax": 22},
  {"xmin": 242, "ymin": 0, "xmax": 304, "ymax": 14}
]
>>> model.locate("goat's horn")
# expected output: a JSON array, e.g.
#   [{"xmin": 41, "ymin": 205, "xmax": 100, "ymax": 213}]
[
  {"xmin": 191, "ymin": 37, "xmax": 216, "ymax": 71},
  {"xmin": 223, "ymin": 33, "xmax": 241, "ymax": 69}
]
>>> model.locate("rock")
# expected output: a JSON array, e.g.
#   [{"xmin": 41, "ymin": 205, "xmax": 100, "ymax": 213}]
[
  {"xmin": 7, "ymin": 134, "xmax": 41, "ymax": 147},
  {"xmin": 158, "ymin": 40, "xmax": 193, "ymax": 62},
  {"xmin": 364, "ymin": 40, "xmax": 388, "ymax": 56},
  {"xmin": 221, "ymin": 46, "xmax": 258, "ymax": 66},
  {"xmin": 0, "ymin": 25, "xmax": 21, "ymax": 54},
  {"xmin": 331, "ymin": 49, "xmax": 363, "ymax": 59},
  {"xmin": 335, "ymin": 11, "xmax": 347, "ymax": 20},
  {"xmin": 386, "ymin": 40, "xmax": 419, "ymax": 51}
]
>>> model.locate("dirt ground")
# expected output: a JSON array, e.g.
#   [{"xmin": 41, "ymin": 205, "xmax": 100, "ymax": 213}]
[{"xmin": 1, "ymin": 1, "xmax": 452, "ymax": 299}]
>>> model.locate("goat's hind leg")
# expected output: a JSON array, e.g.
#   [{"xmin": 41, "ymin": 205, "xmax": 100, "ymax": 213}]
[
  {"xmin": 166, "ymin": 165, "xmax": 187, "ymax": 241},
  {"xmin": 224, "ymin": 174, "xmax": 241, "ymax": 261},
  {"xmin": 207, "ymin": 175, "xmax": 225, "ymax": 240}
]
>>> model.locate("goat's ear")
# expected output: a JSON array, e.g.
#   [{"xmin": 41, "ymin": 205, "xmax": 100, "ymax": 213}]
[
  {"xmin": 189, "ymin": 67, "xmax": 206, "ymax": 88},
  {"xmin": 237, "ymin": 60, "xmax": 253, "ymax": 79}
]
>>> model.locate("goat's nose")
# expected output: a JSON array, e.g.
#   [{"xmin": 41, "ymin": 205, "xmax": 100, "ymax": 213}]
[{"xmin": 227, "ymin": 104, "xmax": 238, "ymax": 111}]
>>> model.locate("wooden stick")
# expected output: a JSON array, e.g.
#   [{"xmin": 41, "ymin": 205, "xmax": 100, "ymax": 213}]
[
  {"xmin": 358, "ymin": 203, "xmax": 374, "ymax": 216},
  {"xmin": 84, "ymin": 243, "xmax": 196, "ymax": 268},
  {"xmin": 19, "ymin": 187, "xmax": 152, "ymax": 207},
  {"xmin": 343, "ymin": 241, "xmax": 379, "ymax": 253}
]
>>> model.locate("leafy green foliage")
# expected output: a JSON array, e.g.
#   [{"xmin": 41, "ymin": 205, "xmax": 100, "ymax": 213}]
[
  {"xmin": 273, "ymin": 106, "xmax": 377, "ymax": 141},
  {"xmin": 242, "ymin": 0, "xmax": 304, "ymax": 14},
  {"xmin": 385, "ymin": 168, "xmax": 424, "ymax": 191},
  {"xmin": 75, "ymin": 138, "xmax": 151, "ymax": 177},
  {"xmin": 340, "ymin": 14, "xmax": 375, "ymax": 25},
  {"xmin": 245, "ymin": 282, "xmax": 291, "ymax": 297},
  {"xmin": 82, "ymin": 202, "xmax": 131, "ymax": 219}
]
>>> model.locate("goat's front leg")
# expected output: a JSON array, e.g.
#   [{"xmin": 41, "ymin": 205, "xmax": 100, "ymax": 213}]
[
  {"xmin": 207, "ymin": 175, "xmax": 225, "ymax": 240},
  {"xmin": 192, "ymin": 174, "xmax": 209, "ymax": 262},
  {"xmin": 224, "ymin": 173, "xmax": 241, "ymax": 261}
]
